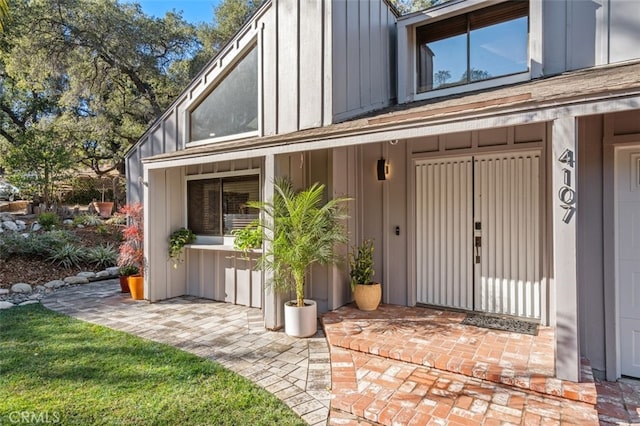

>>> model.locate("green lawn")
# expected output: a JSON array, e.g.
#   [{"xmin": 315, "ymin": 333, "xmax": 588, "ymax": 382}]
[{"xmin": 0, "ymin": 305, "xmax": 306, "ymax": 425}]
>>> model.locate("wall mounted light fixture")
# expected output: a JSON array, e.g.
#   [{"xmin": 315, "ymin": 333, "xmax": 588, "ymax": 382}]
[{"xmin": 377, "ymin": 158, "xmax": 389, "ymax": 181}]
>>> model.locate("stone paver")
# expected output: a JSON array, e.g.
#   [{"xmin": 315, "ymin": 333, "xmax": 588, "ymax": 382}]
[{"xmin": 42, "ymin": 279, "xmax": 330, "ymax": 426}]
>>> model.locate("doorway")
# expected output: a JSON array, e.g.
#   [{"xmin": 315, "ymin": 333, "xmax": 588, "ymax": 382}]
[{"xmin": 415, "ymin": 151, "xmax": 543, "ymax": 319}]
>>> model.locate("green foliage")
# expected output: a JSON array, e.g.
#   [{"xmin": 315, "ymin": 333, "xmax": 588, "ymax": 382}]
[
  {"xmin": 0, "ymin": 305, "xmax": 306, "ymax": 426},
  {"xmin": 0, "ymin": 230, "xmax": 79, "ymax": 259},
  {"xmin": 232, "ymin": 221, "xmax": 262, "ymax": 256},
  {"xmin": 47, "ymin": 243, "xmax": 84, "ymax": 269},
  {"xmin": 84, "ymin": 243, "xmax": 118, "ymax": 269},
  {"xmin": 118, "ymin": 264, "xmax": 139, "ymax": 276},
  {"xmin": 249, "ymin": 179, "xmax": 350, "ymax": 307},
  {"xmin": 168, "ymin": 227, "xmax": 196, "ymax": 267},
  {"xmin": 37, "ymin": 212, "xmax": 60, "ymax": 231},
  {"xmin": 73, "ymin": 214, "xmax": 103, "ymax": 227},
  {"xmin": 349, "ymin": 239, "xmax": 376, "ymax": 292},
  {"xmin": 389, "ymin": 0, "xmax": 443, "ymax": 14}
]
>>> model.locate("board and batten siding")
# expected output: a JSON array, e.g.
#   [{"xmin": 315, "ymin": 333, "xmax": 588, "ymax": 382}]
[{"xmin": 332, "ymin": 0, "xmax": 397, "ymax": 123}]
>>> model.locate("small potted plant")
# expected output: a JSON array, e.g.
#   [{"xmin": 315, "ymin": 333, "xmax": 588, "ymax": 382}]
[
  {"xmin": 117, "ymin": 264, "xmax": 138, "ymax": 293},
  {"xmin": 349, "ymin": 239, "xmax": 381, "ymax": 311},
  {"xmin": 232, "ymin": 220, "xmax": 263, "ymax": 258},
  {"xmin": 168, "ymin": 227, "xmax": 196, "ymax": 268},
  {"xmin": 117, "ymin": 203, "xmax": 144, "ymax": 299}
]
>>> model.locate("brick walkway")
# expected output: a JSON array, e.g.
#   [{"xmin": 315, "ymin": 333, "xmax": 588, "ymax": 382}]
[
  {"xmin": 42, "ymin": 280, "xmax": 331, "ymax": 426},
  {"xmin": 322, "ymin": 304, "xmax": 640, "ymax": 425}
]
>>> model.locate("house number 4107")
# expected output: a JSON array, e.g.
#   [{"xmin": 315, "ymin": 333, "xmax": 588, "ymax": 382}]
[{"xmin": 558, "ymin": 149, "xmax": 575, "ymax": 224}]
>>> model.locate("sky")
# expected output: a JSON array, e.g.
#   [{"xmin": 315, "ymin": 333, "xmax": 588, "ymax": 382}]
[{"xmin": 129, "ymin": 0, "xmax": 221, "ymax": 25}]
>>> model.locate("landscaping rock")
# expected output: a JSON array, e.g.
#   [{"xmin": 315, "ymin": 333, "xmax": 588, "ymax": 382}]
[
  {"xmin": 63, "ymin": 219, "xmax": 74, "ymax": 226},
  {"xmin": 31, "ymin": 223, "xmax": 42, "ymax": 232},
  {"xmin": 15, "ymin": 220, "xmax": 26, "ymax": 231},
  {"xmin": 19, "ymin": 300, "xmax": 39, "ymax": 306},
  {"xmin": 77, "ymin": 271, "xmax": 97, "ymax": 278},
  {"xmin": 11, "ymin": 283, "xmax": 32, "ymax": 293},
  {"xmin": 64, "ymin": 276, "xmax": 89, "ymax": 284},
  {"xmin": 96, "ymin": 270, "xmax": 111, "ymax": 278},
  {"xmin": 44, "ymin": 280, "xmax": 66, "ymax": 289},
  {"xmin": 106, "ymin": 267, "xmax": 119, "ymax": 276},
  {"xmin": 0, "ymin": 289, "xmax": 9, "ymax": 296},
  {"xmin": 0, "ymin": 213, "xmax": 13, "ymax": 221},
  {"xmin": 2, "ymin": 221, "xmax": 18, "ymax": 231},
  {"xmin": 0, "ymin": 301, "xmax": 15, "ymax": 309},
  {"xmin": 76, "ymin": 224, "xmax": 85, "ymax": 228}
]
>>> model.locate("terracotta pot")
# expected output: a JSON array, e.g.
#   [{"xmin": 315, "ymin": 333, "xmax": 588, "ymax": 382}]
[
  {"xmin": 284, "ymin": 299, "xmax": 317, "ymax": 338},
  {"xmin": 118, "ymin": 275, "xmax": 130, "ymax": 293},
  {"xmin": 354, "ymin": 282, "xmax": 381, "ymax": 311},
  {"xmin": 94, "ymin": 201, "xmax": 114, "ymax": 218},
  {"xmin": 128, "ymin": 274, "xmax": 144, "ymax": 300}
]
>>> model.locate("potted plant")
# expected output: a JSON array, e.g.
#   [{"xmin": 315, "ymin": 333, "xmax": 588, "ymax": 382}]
[
  {"xmin": 117, "ymin": 264, "xmax": 138, "ymax": 293},
  {"xmin": 94, "ymin": 180, "xmax": 114, "ymax": 218},
  {"xmin": 249, "ymin": 178, "xmax": 349, "ymax": 337},
  {"xmin": 117, "ymin": 202, "xmax": 144, "ymax": 300},
  {"xmin": 168, "ymin": 227, "xmax": 196, "ymax": 268},
  {"xmin": 349, "ymin": 239, "xmax": 381, "ymax": 311},
  {"xmin": 232, "ymin": 220, "xmax": 263, "ymax": 258}
]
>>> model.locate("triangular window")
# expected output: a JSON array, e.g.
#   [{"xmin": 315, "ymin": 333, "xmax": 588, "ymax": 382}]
[{"xmin": 190, "ymin": 46, "xmax": 258, "ymax": 142}]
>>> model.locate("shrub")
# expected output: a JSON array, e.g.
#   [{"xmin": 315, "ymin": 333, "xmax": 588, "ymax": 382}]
[
  {"xmin": 73, "ymin": 214, "xmax": 103, "ymax": 227},
  {"xmin": 37, "ymin": 212, "xmax": 60, "ymax": 231},
  {"xmin": 85, "ymin": 243, "xmax": 118, "ymax": 269},
  {"xmin": 232, "ymin": 221, "xmax": 262, "ymax": 256},
  {"xmin": 168, "ymin": 227, "xmax": 196, "ymax": 268},
  {"xmin": 118, "ymin": 264, "xmax": 139, "ymax": 276},
  {"xmin": 0, "ymin": 231, "xmax": 77, "ymax": 258},
  {"xmin": 47, "ymin": 243, "xmax": 84, "ymax": 269}
]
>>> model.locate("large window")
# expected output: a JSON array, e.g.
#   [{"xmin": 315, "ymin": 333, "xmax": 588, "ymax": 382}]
[
  {"xmin": 190, "ymin": 47, "xmax": 258, "ymax": 142},
  {"xmin": 417, "ymin": 1, "xmax": 529, "ymax": 93},
  {"xmin": 187, "ymin": 174, "xmax": 260, "ymax": 236}
]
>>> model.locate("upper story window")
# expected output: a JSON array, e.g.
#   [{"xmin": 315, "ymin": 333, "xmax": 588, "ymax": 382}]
[
  {"xmin": 190, "ymin": 46, "xmax": 258, "ymax": 142},
  {"xmin": 416, "ymin": 1, "xmax": 529, "ymax": 93}
]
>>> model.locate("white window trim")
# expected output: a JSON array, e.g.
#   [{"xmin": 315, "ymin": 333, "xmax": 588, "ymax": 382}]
[{"xmin": 184, "ymin": 169, "xmax": 261, "ymax": 246}]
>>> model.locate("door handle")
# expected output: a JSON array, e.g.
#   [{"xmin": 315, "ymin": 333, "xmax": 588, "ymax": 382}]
[{"xmin": 475, "ymin": 236, "xmax": 481, "ymax": 264}]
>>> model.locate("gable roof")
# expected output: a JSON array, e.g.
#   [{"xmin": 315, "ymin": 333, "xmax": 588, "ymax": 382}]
[{"xmin": 144, "ymin": 60, "xmax": 640, "ymax": 163}]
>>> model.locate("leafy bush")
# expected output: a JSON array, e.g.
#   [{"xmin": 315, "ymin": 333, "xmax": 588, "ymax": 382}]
[
  {"xmin": 232, "ymin": 221, "xmax": 263, "ymax": 256},
  {"xmin": 168, "ymin": 227, "xmax": 196, "ymax": 268},
  {"xmin": 73, "ymin": 214, "xmax": 103, "ymax": 227},
  {"xmin": 37, "ymin": 212, "xmax": 60, "ymax": 231},
  {"xmin": 85, "ymin": 243, "xmax": 118, "ymax": 269},
  {"xmin": 0, "ymin": 231, "xmax": 77, "ymax": 258},
  {"xmin": 118, "ymin": 264, "xmax": 139, "ymax": 276},
  {"xmin": 47, "ymin": 243, "xmax": 84, "ymax": 269}
]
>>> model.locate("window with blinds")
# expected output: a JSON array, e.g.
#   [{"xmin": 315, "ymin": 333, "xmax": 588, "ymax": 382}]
[
  {"xmin": 187, "ymin": 174, "xmax": 260, "ymax": 236},
  {"xmin": 416, "ymin": 1, "xmax": 529, "ymax": 93}
]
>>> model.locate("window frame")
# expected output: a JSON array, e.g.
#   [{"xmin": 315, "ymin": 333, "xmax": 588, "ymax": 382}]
[
  {"xmin": 185, "ymin": 42, "xmax": 260, "ymax": 148},
  {"xmin": 414, "ymin": 1, "xmax": 530, "ymax": 98},
  {"xmin": 185, "ymin": 169, "xmax": 261, "ymax": 245}
]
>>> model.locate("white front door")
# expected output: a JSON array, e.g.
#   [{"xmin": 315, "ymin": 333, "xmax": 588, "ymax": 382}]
[
  {"xmin": 415, "ymin": 151, "xmax": 542, "ymax": 319},
  {"xmin": 616, "ymin": 147, "xmax": 640, "ymax": 378}
]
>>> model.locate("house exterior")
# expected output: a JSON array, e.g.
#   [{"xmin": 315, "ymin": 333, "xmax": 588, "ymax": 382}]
[{"xmin": 125, "ymin": 0, "xmax": 640, "ymax": 383}]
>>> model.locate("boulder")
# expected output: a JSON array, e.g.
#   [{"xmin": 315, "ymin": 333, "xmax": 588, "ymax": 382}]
[
  {"xmin": 11, "ymin": 283, "xmax": 32, "ymax": 293},
  {"xmin": 64, "ymin": 276, "xmax": 89, "ymax": 284},
  {"xmin": 31, "ymin": 223, "xmax": 42, "ymax": 232},
  {"xmin": 44, "ymin": 280, "xmax": 66, "ymax": 289},
  {"xmin": 77, "ymin": 271, "xmax": 96, "ymax": 278},
  {"xmin": 2, "ymin": 221, "xmax": 18, "ymax": 231},
  {"xmin": 63, "ymin": 219, "xmax": 74, "ymax": 226},
  {"xmin": 0, "ymin": 301, "xmax": 15, "ymax": 309},
  {"xmin": 0, "ymin": 289, "xmax": 9, "ymax": 295},
  {"xmin": 15, "ymin": 220, "xmax": 26, "ymax": 231},
  {"xmin": 19, "ymin": 300, "xmax": 39, "ymax": 306},
  {"xmin": 0, "ymin": 213, "xmax": 13, "ymax": 221},
  {"xmin": 76, "ymin": 224, "xmax": 85, "ymax": 228},
  {"xmin": 106, "ymin": 267, "xmax": 120, "ymax": 276},
  {"xmin": 96, "ymin": 270, "xmax": 110, "ymax": 278}
]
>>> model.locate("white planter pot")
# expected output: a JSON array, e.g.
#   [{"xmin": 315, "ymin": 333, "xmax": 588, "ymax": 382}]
[{"xmin": 284, "ymin": 299, "xmax": 317, "ymax": 338}]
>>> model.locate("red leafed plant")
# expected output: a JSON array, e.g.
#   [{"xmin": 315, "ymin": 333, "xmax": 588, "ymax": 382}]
[{"xmin": 117, "ymin": 202, "xmax": 144, "ymax": 275}]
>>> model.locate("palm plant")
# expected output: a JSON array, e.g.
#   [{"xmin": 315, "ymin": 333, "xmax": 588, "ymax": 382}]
[{"xmin": 249, "ymin": 179, "xmax": 350, "ymax": 308}]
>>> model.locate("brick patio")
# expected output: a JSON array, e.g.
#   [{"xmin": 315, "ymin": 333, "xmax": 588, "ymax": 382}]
[{"xmin": 322, "ymin": 304, "xmax": 640, "ymax": 425}]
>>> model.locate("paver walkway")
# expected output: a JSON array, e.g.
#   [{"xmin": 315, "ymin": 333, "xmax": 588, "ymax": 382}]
[{"xmin": 42, "ymin": 279, "xmax": 331, "ymax": 426}]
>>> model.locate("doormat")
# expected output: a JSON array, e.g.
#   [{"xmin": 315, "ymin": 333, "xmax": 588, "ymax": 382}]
[{"xmin": 461, "ymin": 313, "xmax": 539, "ymax": 336}]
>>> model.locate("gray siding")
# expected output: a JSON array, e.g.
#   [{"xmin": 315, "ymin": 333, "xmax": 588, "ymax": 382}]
[
  {"xmin": 332, "ymin": 0, "xmax": 396, "ymax": 122},
  {"xmin": 544, "ymin": 0, "xmax": 640, "ymax": 75}
]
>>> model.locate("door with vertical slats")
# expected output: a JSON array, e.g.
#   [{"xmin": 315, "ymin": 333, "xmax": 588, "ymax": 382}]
[
  {"xmin": 415, "ymin": 151, "xmax": 542, "ymax": 319},
  {"xmin": 474, "ymin": 152, "xmax": 541, "ymax": 319},
  {"xmin": 415, "ymin": 156, "xmax": 473, "ymax": 310}
]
